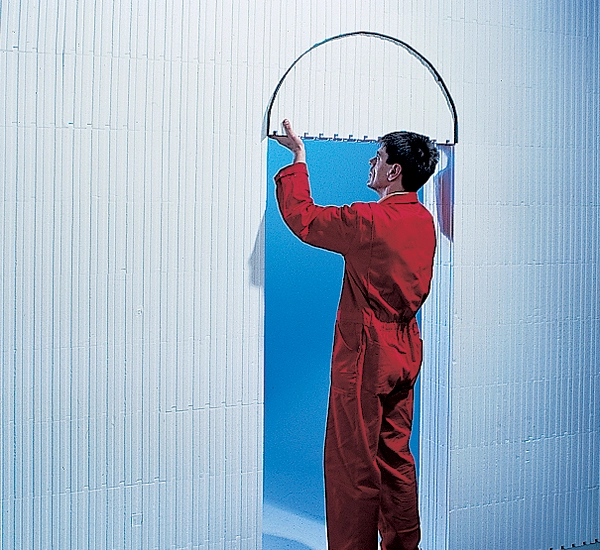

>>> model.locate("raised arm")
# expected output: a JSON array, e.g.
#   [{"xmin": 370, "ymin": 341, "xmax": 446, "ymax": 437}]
[{"xmin": 271, "ymin": 121, "xmax": 369, "ymax": 255}]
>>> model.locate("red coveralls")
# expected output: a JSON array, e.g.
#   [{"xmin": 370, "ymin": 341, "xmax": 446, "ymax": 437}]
[{"xmin": 274, "ymin": 163, "xmax": 436, "ymax": 550}]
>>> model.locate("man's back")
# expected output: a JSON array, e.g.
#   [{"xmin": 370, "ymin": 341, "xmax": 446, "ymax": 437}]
[{"xmin": 339, "ymin": 195, "xmax": 436, "ymax": 324}]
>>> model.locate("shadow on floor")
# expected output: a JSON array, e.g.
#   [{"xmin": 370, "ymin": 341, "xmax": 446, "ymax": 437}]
[{"xmin": 263, "ymin": 534, "xmax": 315, "ymax": 550}]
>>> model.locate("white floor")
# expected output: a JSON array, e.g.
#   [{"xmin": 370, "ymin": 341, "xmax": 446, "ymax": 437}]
[
  {"xmin": 262, "ymin": 500, "xmax": 388, "ymax": 550},
  {"xmin": 262, "ymin": 500, "xmax": 327, "ymax": 550},
  {"xmin": 262, "ymin": 502, "xmax": 600, "ymax": 550}
]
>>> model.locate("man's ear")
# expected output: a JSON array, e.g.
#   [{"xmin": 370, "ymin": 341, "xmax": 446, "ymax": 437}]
[{"xmin": 387, "ymin": 163, "xmax": 402, "ymax": 181}]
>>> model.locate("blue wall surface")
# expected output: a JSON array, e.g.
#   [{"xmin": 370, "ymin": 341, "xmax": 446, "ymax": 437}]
[{"xmin": 264, "ymin": 139, "xmax": 422, "ymax": 520}]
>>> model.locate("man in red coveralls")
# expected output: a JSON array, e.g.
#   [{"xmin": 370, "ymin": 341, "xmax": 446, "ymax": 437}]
[{"xmin": 272, "ymin": 120, "xmax": 439, "ymax": 550}]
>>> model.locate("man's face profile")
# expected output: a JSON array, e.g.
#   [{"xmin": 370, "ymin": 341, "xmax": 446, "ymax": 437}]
[{"xmin": 367, "ymin": 146, "xmax": 393, "ymax": 191}]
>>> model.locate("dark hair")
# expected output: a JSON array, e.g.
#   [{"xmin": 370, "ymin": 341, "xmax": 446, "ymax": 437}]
[{"xmin": 379, "ymin": 131, "xmax": 439, "ymax": 192}]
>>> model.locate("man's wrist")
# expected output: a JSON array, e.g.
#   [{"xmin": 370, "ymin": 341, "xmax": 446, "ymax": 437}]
[{"xmin": 293, "ymin": 149, "xmax": 306, "ymax": 164}]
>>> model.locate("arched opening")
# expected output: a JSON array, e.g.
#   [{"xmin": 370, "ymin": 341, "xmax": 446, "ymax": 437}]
[
  {"xmin": 264, "ymin": 31, "xmax": 458, "ymax": 144},
  {"xmin": 262, "ymin": 33, "xmax": 457, "ymax": 549}
]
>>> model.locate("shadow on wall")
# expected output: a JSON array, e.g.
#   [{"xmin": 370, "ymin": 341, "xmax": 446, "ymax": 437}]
[{"xmin": 249, "ymin": 213, "xmax": 265, "ymax": 288}]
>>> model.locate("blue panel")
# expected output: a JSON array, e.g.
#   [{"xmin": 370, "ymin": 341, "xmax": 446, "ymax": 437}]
[{"xmin": 265, "ymin": 139, "xmax": 423, "ymax": 520}]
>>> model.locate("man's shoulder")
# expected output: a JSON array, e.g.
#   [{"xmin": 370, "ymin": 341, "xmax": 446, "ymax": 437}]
[
  {"xmin": 369, "ymin": 198, "xmax": 435, "ymax": 228},
  {"xmin": 341, "ymin": 201, "xmax": 375, "ymax": 220},
  {"xmin": 346, "ymin": 200, "xmax": 375, "ymax": 211}
]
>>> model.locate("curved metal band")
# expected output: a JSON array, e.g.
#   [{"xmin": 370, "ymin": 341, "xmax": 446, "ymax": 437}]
[{"xmin": 264, "ymin": 31, "xmax": 458, "ymax": 144}]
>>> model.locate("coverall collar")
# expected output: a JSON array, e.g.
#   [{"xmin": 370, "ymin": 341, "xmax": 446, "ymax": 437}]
[{"xmin": 378, "ymin": 191, "xmax": 419, "ymax": 204}]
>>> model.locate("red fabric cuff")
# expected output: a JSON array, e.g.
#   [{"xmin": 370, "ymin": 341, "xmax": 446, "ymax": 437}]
[{"xmin": 274, "ymin": 162, "xmax": 308, "ymax": 182}]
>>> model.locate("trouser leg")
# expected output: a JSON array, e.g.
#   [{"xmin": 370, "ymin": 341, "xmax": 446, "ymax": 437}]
[
  {"xmin": 377, "ymin": 387, "xmax": 420, "ymax": 550},
  {"xmin": 324, "ymin": 388, "xmax": 382, "ymax": 550},
  {"xmin": 324, "ymin": 323, "xmax": 382, "ymax": 550},
  {"xmin": 324, "ymin": 321, "xmax": 421, "ymax": 550}
]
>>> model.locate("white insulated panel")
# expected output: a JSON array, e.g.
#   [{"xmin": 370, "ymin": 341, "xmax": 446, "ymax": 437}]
[
  {"xmin": 419, "ymin": 2, "xmax": 600, "ymax": 549},
  {"xmin": 1, "ymin": 0, "xmax": 264, "ymax": 548}
]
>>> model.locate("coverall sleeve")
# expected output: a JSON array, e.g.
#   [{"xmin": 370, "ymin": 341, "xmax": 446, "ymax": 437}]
[{"xmin": 274, "ymin": 163, "xmax": 366, "ymax": 255}]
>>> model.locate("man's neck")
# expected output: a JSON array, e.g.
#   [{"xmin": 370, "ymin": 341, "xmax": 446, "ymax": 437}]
[{"xmin": 377, "ymin": 182, "xmax": 407, "ymax": 200}]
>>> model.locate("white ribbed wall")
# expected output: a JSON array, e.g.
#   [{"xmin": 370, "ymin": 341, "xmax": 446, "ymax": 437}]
[
  {"xmin": 420, "ymin": 2, "xmax": 600, "ymax": 550},
  {"xmin": 0, "ymin": 1, "xmax": 266, "ymax": 548},
  {"xmin": 1, "ymin": 1, "xmax": 598, "ymax": 549}
]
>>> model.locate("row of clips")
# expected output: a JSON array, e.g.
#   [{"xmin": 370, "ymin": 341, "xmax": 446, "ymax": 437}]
[
  {"xmin": 270, "ymin": 131, "xmax": 380, "ymax": 142},
  {"xmin": 270, "ymin": 131, "xmax": 454, "ymax": 145}
]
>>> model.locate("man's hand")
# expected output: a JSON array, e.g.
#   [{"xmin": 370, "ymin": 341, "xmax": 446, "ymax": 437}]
[{"xmin": 270, "ymin": 119, "xmax": 306, "ymax": 164}]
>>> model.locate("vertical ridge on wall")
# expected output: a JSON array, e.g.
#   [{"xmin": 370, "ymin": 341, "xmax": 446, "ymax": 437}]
[
  {"xmin": 421, "ymin": 148, "xmax": 454, "ymax": 550},
  {"xmin": 1, "ymin": 0, "xmax": 265, "ymax": 548}
]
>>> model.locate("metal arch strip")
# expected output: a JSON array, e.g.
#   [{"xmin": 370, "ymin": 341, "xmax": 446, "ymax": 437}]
[{"xmin": 263, "ymin": 31, "xmax": 459, "ymax": 144}]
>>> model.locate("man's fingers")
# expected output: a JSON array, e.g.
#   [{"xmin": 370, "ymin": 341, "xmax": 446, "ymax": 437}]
[
  {"xmin": 270, "ymin": 119, "xmax": 295, "ymax": 141},
  {"xmin": 270, "ymin": 120, "xmax": 304, "ymax": 160},
  {"xmin": 282, "ymin": 120, "xmax": 304, "ymax": 149},
  {"xmin": 282, "ymin": 119, "xmax": 298, "ymax": 139}
]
